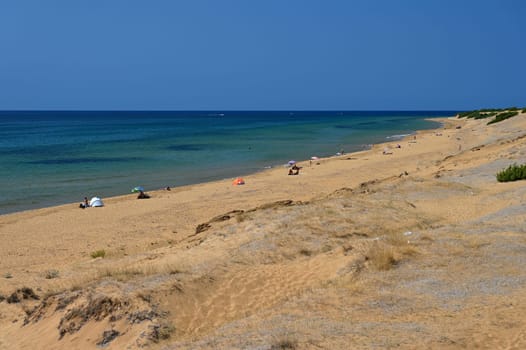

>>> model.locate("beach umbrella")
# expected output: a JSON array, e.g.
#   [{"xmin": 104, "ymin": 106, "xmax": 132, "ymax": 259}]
[
  {"xmin": 232, "ymin": 178, "xmax": 245, "ymax": 185},
  {"xmin": 132, "ymin": 186, "xmax": 144, "ymax": 193},
  {"xmin": 288, "ymin": 160, "xmax": 296, "ymax": 166},
  {"xmin": 311, "ymin": 156, "xmax": 319, "ymax": 160}
]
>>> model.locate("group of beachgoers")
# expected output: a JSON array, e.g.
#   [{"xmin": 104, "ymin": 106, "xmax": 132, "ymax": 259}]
[{"xmin": 79, "ymin": 187, "xmax": 173, "ymax": 209}]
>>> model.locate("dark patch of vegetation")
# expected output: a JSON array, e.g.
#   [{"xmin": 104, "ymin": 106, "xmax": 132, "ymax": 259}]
[
  {"xmin": 128, "ymin": 310, "xmax": 158, "ymax": 324},
  {"xmin": 148, "ymin": 322, "xmax": 176, "ymax": 342},
  {"xmin": 0, "ymin": 294, "xmax": 5, "ymax": 302},
  {"xmin": 97, "ymin": 329, "xmax": 120, "ymax": 347},
  {"xmin": 522, "ymin": 108, "xmax": 526, "ymax": 113},
  {"xmin": 487, "ymin": 111, "xmax": 519, "ymax": 125},
  {"xmin": 56, "ymin": 292, "xmax": 81, "ymax": 311},
  {"xmin": 299, "ymin": 249, "xmax": 313, "ymax": 256},
  {"xmin": 458, "ymin": 110, "xmax": 496, "ymax": 119},
  {"xmin": 496, "ymin": 163, "xmax": 526, "ymax": 182},
  {"xmin": 6, "ymin": 287, "xmax": 39, "ymax": 303},
  {"xmin": 59, "ymin": 295, "xmax": 126, "ymax": 338},
  {"xmin": 458, "ymin": 108, "xmax": 521, "ymax": 125},
  {"xmin": 271, "ymin": 337, "xmax": 298, "ymax": 349},
  {"xmin": 45, "ymin": 269, "xmax": 59, "ymax": 279}
]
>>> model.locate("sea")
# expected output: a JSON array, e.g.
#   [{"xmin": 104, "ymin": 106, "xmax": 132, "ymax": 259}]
[{"xmin": 0, "ymin": 111, "xmax": 457, "ymax": 215}]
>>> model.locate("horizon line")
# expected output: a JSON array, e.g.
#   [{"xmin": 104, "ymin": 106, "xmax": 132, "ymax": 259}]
[{"xmin": 0, "ymin": 109, "xmax": 463, "ymax": 112}]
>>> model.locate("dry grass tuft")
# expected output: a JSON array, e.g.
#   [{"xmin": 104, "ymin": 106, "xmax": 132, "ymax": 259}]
[
  {"xmin": 271, "ymin": 334, "xmax": 298, "ymax": 349},
  {"xmin": 45, "ymin": 269, "xmax": 60, "ymax": 279},
  {"xmin": 235, "ymin": 212, "xmax": 249, "ymax": 223},
  {"xmin": 98, "ymin": 266, "xmax": 147, "ymax": 282},
  {"xmin": 299, "ymin": 249, "xmax": 313, "ymax": 256},
  {"xmin": 149, "ymin": 321, "xmax": 176, "ymax": 342},
  {"xmin": 90, "ymin": 250, "xmax": 106, "ymax": 259},
  {"xmin": 366, "ymin": 243, "xmax": 398, "ymax": 271},
  {"xmin": 96, "ymin": 261, "xmax": 186, "ymax": 282}
]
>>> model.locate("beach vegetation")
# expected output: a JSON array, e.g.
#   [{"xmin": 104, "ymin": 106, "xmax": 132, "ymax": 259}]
[
  {"xmin": 3, "ymin": 272, "xmax": 13, "ymax": 279},
  {"xmin": 299, "ymin": 248, "xmax": 313, "ymax": 256},
  {"xmin": 496, "ymin": 163, "xmax": 526, "ymax": 182},
  {"xmin": 522, "ymin": 108, "xmax": 526, "ymax": 113},
  {"xmin": 475, "ymin": 112, "xmax": 497, "ymax": 119},
  {"xmin": 90, "ymin": 250, "xmax": 106, "ymax": 259},
  {"xmin": 149, "ymin": 322, "xmax": 176, "ymax": 342},
  {"xmin": 271, "ymin": 334, "xmax": 298, "ymax": 349},
  {"xmin": 99, "ymin": 266, "xmax": 144, "ymax": 281},
  {"xmin": 366, "ymin": 243, "xmax": 398, "ymax": 270},
  {"xmin": 487, "ymin": 111, "xmax": 519, "ymax": 125},
  {"xmin": 458, "ymin": 110, "xmax": 497, "ymax": 119},
  {"xmin": 458, "ymin": 108, "xmax": 521, "ymax": 124},
  {"xmin": 45, "ymin": 269, "xmax": 60, "ymax": 279}
]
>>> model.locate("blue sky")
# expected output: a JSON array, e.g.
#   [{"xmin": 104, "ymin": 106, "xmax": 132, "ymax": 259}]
[{"xmin": 1, "ymin": 0, "xmax": 524, "ymax": 110}]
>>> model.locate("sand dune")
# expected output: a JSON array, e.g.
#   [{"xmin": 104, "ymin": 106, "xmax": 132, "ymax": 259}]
[{"xmin": 1, "ymin": 113, "xmax": 526, "ymax": 349}]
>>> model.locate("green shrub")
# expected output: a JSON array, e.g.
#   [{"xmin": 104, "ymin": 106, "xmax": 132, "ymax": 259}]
[
  {"xmin": 496, "ymin": 163, "xmax": 526, "ymax": 182},
  {"xmin": 487, "ymin": 111, "xmax": 519, "ymax": 125},
  {"xmin": 474, "ymin": 112, "xmax": 497, "ymax": 119},
  {"xmin": 458, "ymin": 107, "xmax": 523, "ymax": 120},
  {"xmin": 90, "ymin": 250, "xmax": 106, "ymax": 258}
]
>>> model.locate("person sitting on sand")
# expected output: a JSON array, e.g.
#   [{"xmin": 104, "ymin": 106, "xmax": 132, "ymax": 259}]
[
  {"xmin": 79, "ymin": 197, "xmax": 89, "ymax": 209},
  {"xmin": 288, "ymin": 167, "xmax": 300, "ymax": 175},
  {"xmin": 137, "ymin": 190, "xmax": 150, "ymax": 199}
]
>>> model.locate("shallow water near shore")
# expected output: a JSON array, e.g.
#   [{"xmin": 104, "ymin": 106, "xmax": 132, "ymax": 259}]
[{"xmin": 0, "ymin": 111, "xmax": 452, "ymax": 214}]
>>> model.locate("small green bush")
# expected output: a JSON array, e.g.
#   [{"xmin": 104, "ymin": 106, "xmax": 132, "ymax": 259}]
[
  {"xmin": 487, "ymin": 111, "xmax": 519, "ymax": 125},
  {"xmin": 496, "ymin": 163, "xmax": 526, "ymax": 182},
  {"xmin": 521, "ymin": 108, "xmax": 526, "ymax": 113},
  {"xmin": 90, "ymin": 250, "xmax": 106, "ymax": 258},
  {"xmin": 474, "ymin": 112, "xmax": 497, "ymax": 119}
]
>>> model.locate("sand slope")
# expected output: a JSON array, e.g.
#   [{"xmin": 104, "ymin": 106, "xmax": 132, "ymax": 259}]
[{"xmin": 1, "ymin": 114, "xmax": 526, "ymax": 349}]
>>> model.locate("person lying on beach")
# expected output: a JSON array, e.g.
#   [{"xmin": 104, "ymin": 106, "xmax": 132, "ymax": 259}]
[
  {"xmin": 137, "ymin": 191, "xmax": 150, "ymax": 199},
  {"xmin": 79, "ymin": 197, "xmax": 89, "ymax": 209}
]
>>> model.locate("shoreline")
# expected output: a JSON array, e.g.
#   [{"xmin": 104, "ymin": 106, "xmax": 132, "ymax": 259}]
[{"xmin": 0, "ymin": 117, "xmax": 446, "ymax": 218}]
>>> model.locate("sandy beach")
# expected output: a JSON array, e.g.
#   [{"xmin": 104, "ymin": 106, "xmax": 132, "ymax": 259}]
[{"xmin": 1, "ymin": 112, "xmax": 526, "ymax": 349}]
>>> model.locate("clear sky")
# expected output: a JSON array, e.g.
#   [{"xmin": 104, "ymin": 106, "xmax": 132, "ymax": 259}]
[{"xmin": 1, "ymin": 0, "xmax": 525, "ymax": 110}]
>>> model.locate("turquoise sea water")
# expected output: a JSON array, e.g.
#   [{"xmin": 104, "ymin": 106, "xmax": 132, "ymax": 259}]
[{"xmin": 0, "ymin": 111, "xmax": 455, "ymax": 215}]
